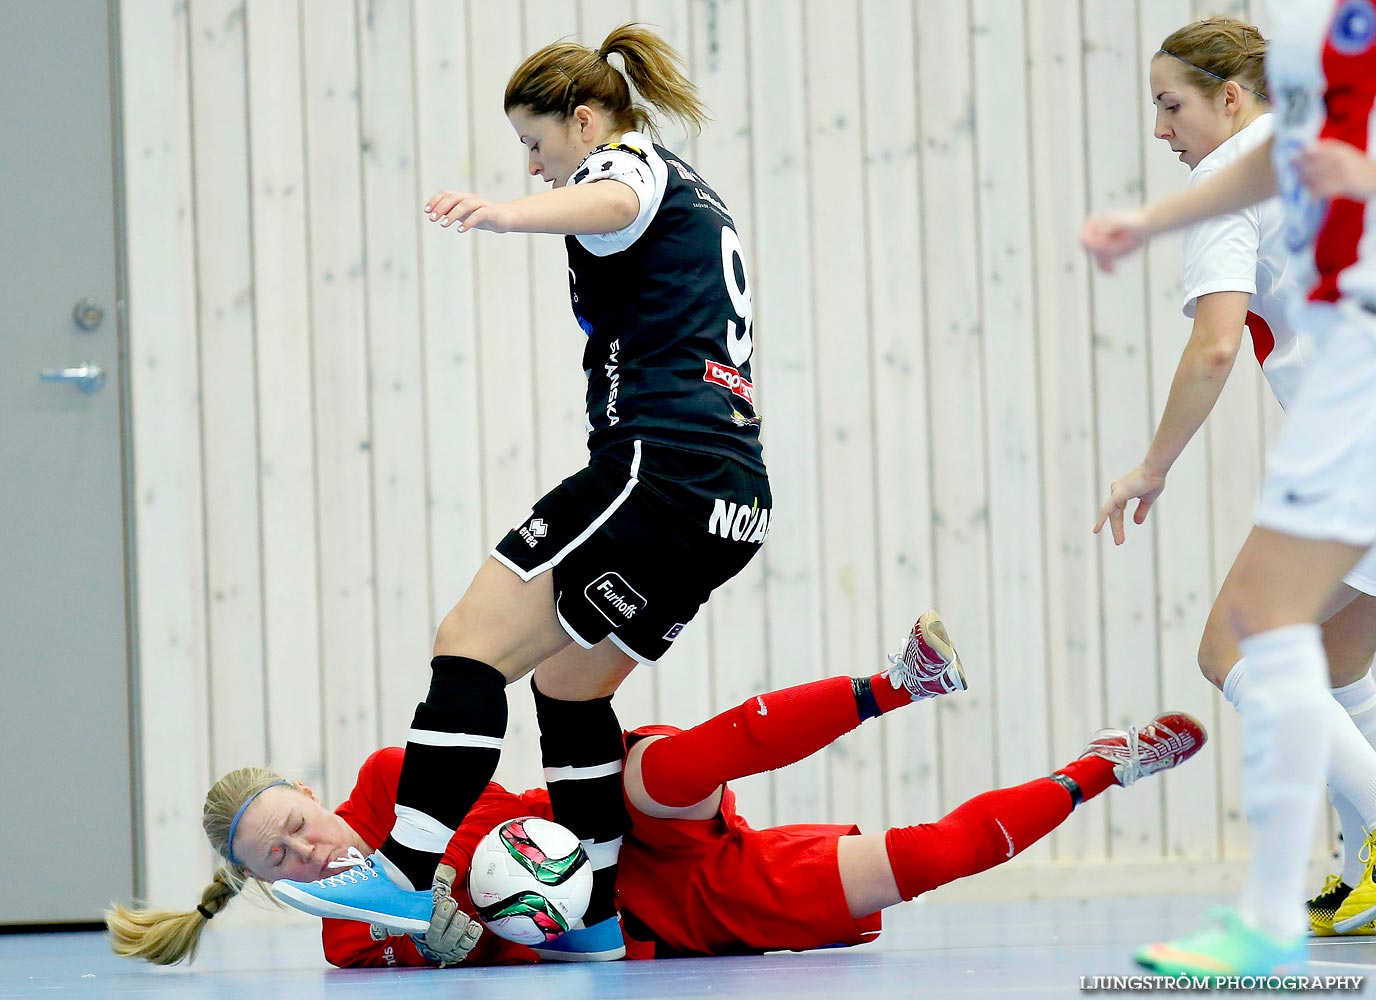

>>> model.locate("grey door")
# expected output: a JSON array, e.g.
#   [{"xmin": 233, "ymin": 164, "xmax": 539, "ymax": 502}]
[{"xmin": 0, "ymin": 0, "xmax": 135, "ymax": 923}]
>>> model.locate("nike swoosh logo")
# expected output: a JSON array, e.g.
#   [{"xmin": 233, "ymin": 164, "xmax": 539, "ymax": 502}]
[
  {"xmin": 996, "ymin": 818, "xmax": 1015, "ymax": 858},
  {"xmin": 1284, "ymin": 490, "xmax": 1327, "ymax": 505}
]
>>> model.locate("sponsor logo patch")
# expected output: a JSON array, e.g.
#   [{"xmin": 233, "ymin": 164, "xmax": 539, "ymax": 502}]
[
  {"xmin": 707, "ymin": 497, "xmax": 771, "ymax": 544},
  {"xmin": 664, "ymin": 158, "xmax": 697, "ymax": 182},
  {"xmin": 518, "ymin": 517, "xmax": 548, "ymax": 548},
  {"xmin": 703, "ymin": 360, "xmax": 754, "ymax": 406},
  {"xmin": 585, "ymin": 572, "xmax": 646, "ymax": 625},
  {"xmin": 663, "ymin": 623, "xmax": 686, "ymax": 642},
  {"xmin": 605, "ymin": 340, "xmax": 622, "ymax": 426}
]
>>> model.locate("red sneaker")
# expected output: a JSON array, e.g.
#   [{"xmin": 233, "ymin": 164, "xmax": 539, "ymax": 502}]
[
  {"xmin": 1082, "ymin": 711, "xmax": 1207, "ymax": 786},
  {"xmin": 885, "ymin": 610, "xmax": 967, "ymax": 701}
]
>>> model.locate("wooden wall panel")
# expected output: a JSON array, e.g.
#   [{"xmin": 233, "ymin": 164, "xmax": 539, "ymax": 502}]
[
  {"xmin": 1083, "ymin": 2, "xmax": 1165, "ymax": 862},
  {"xmin": 745, "ymin": 0, "xmax": 828, "ymax": 827},
  {"xmin": 355, "ymin": 0, "xmax": 434, "ymax": 749},
  {"xmin": 915, "ymin": 0, "xmax": 997, "ymax": 821},
  {"xmin": 411, "ymin": 0, "xmax": 486, "ymax": 631},
  {"xmin": 1025, "ymin": 0, "xmax": 1108, "ymax": 864},
  {"xmin": 1139, "ymin": 0, "xmax": 1224, "ymax": 862},
  {"xmin": 970, "ymin": 0, "xmax": 1052, "ymax": 861},
  {"xmin": 299, "ymin": 0, "xmax": 378, "ymax": 805},
  {"xmin": 188, "ymin": 0, "xmax": 268, "ymax": 779},
  {"xmin": 860, "ymin": 0, "xmax": 941, "ymax": 838},
  {"xmin": 801, "ymin": 0, "xmax": 886, "ymax": 838},
  {"xmin": 120, "ymin": 0, "xmax": 212, "ymax": 903},
  {"xmin": 245, "ymin": 0, "xmax": 325, "ymax": 788}
]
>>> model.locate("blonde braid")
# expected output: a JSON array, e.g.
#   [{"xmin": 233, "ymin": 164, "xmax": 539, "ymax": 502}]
[
  {"xmin": 105, "ymin": 866, "xmax": 243, "ymax": 966},
  {"xmin": 107, "ymin": 766, "xmax": 289, "ymax": 965}
]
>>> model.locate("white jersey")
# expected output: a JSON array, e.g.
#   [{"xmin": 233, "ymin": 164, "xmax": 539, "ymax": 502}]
[
  {"xmin": 1181, "ymin": 115, "xmax": 1306, "ymax": 407},
  {"xmin": 1266, "ymin": 0, "xmax": 1376, "ymax": 310}
]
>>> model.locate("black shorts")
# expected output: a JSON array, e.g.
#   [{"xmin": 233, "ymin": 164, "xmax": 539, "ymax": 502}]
[{"xmin": 493, "ymin": 439, "xmax": 772, "ymax": 663}]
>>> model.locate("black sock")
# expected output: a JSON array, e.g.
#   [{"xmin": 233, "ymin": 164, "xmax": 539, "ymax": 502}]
[
  {"xmin": 380, "ymin": 656, "xmax": 508, "ymax": 888},
  {"xmin": 853, "ymin": 676, "xmax": 883, "ymax": 721},
  {"xmin": 1047, "ymin": 772, "xmax": 1084, "ymax": 810},
  {"xmin": 531, "ymin": 676, "xmax": 629, "ymax": 927}
]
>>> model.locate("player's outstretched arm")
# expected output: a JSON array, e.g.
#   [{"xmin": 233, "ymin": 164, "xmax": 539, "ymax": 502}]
[
  {"xmin": 1083, "ymin": 137, "xmax": 1278, "ymax": 272},
  {"xmin": 423, "ymin": 181, "xmax": 639, "ymax": 236},
  {"xmin": 1093, "ymin": 291, "xmax": 1248, "ymax": 545}
]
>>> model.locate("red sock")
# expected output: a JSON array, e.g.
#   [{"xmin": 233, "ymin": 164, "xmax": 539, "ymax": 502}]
[
  {"xmin": 1053, "ymin": 755, "xmax": 1118, "ymax": 800},
  {"xmin": 884, "ymin": 765, "xmax": 1110, "ymax": 900},
  {"xmin": 639, "ymin": 676, "xmax": 862, "ymax": 807},
  {"xmin": 868, "ymin": 671, "xmax": 914, "ymax": 715}
]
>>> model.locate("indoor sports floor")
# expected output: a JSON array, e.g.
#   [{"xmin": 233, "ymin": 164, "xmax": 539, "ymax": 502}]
[{"xmin": 4, "ymin": 896, "xmax": 1374, "ymax": 999}]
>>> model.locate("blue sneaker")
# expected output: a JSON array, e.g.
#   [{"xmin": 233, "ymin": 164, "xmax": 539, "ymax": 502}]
[
  {"xmin": 530, "ymin": 915, "xmax": 626, "ymax": 962},
  {"xmin": 271, "ymin": 848, "xmax": 432, "ymax": 934}
]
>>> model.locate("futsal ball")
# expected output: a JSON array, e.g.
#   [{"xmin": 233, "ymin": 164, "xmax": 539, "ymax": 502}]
[{"xmin": 467, "ymin": 816, "xmax": 592, "ymax": 945}]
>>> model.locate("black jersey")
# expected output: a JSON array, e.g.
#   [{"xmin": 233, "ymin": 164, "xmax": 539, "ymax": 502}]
[{"xmin": 565, "ymin": 134, "xmax": 765, "ymax": 475}]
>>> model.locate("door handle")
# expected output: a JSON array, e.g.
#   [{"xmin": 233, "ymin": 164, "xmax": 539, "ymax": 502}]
[{"xmin": 39, "ymin": 363, "xmax": 106, "ymax": 393}]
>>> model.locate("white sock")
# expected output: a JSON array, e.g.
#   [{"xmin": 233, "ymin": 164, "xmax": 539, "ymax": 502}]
[
  {"xmin": 1332, "ymin": 788, "xmax": 1369, "ymax": 887},
  {"xmin": 1221, "ymin": 656, "xmax": 1251, "ymax": 710},
  {"xmin": 1229, "ymin": 626, "xmax": 1334, "ymax": 939},
  {"xmin": 1332, "ymin": 671, "xmax": 1376, "ymax": 882},
  {"xmin": 1320, "ymin": 692, "xmax": 1376, "ymax": 829},
  {"xmin": 1334, "ymin": 671, "xmax": 1376, "ymax": 746}
]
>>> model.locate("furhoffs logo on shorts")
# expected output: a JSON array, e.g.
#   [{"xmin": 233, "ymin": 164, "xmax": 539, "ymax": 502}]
[{"xmin": 585, "ymin": 572, "xmax": 646, "ymax": 626}]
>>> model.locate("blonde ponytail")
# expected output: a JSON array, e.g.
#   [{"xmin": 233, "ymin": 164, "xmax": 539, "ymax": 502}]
[
  {"xmin": 105, "ymin": 866, "xmax": 242, "ymax": 965},
  {"xmin": 107, "ymin": 766, "xmax": 288, "ymax": 965},
  {"xmin": 504, "ymin": 23, "xmax": 709, "ymax": 139}
]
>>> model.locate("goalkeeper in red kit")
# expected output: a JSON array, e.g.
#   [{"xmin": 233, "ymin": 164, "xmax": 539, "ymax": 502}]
[{"xmin": 108, "ymin": 610, "xmax": 1204, "ymax": 967}]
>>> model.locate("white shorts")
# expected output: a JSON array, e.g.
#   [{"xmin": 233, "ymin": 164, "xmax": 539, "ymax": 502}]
[
  {"xmin": 1256, "ymin": 302, "xmax": 1376, "ymax": 565},
  {"xmin": 1344, "ymin": 551, "xmax": 1376, "ymax": 597}
]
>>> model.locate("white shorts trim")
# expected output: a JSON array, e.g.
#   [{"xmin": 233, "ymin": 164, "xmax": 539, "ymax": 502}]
[
  {"xmin": 491, "ymin": 441, "xmax": 644, "ymax": 583},
  {"xmin": 555, "ymin": 603, "xmax": 598, "ymax": 650},
  {"xmin": 1342, "ymin": 550, "xmax": 1376, "ymax": 597},
  {"xmin": 491, "ymin": 549, "xmax": 529, "ymax": 579},
  {"xmin": 607, "ymin": 629, "xmax": 659, "ymax": 665}
]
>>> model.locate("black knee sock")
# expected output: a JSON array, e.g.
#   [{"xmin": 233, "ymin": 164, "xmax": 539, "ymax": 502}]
[
  {"xmin": 531, "ymin": 676, "xmax": 629, "ymax": 927},
  {"xmin": 379, "ymin": 656, "xmax": 508, "ymax": 889}
]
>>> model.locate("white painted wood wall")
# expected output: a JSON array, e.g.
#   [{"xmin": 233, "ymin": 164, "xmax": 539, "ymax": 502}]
[{"xmin": 120, "ymin": 0, "xmax": 1306, "ymax": 910}]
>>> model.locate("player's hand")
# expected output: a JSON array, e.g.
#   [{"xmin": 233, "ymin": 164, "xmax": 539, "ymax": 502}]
[
  {"xmin": 1093, "ymin": 464, "xmax": 1166, "ymax": 546},
  {"xmin": 424, "ymin": 189, "xmax": 515, "ymax": 234},
  {"xmin": 1297, "ymin": 139, "xmax": 1376, "ymax": 202},
  {"xmin": 1081, "ymin": 208, "xmax": 1151, "ymax": 274},
  {"xmin": 416, "ymin": 864, "xmax": 482, "ymax": 967}
]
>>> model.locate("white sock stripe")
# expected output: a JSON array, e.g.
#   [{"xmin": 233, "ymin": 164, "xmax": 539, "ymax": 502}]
[
  {"xmin": 407, "ymin": 729, "xmax": 503, "ymax": 749},
  {"xmin": 390, "ymin": 806, "xmax": 456, "ymax": 852},
  {"xmin": 582, "ymin": 837, "xmax": 623, "ymax": 870},
  {"xmin": 544, "ymin": 760, "xmax": 624, "ymax": 783}
]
